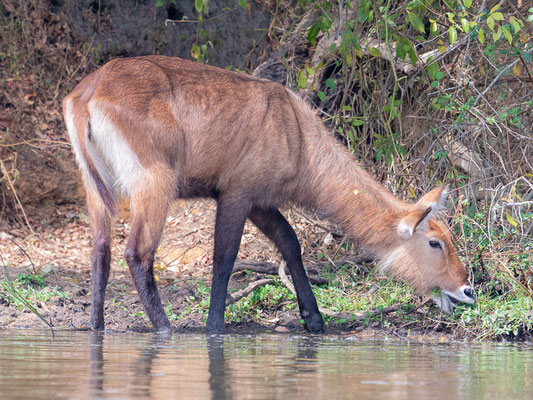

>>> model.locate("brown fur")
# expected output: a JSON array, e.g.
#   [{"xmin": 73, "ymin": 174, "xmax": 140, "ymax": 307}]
[{"xmin": 63, "ymin": 56, "xmax": 470, "ymax": 331}]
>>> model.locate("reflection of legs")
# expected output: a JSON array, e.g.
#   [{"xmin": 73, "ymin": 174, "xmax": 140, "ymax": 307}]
[
  {"xmin": 132, "ymin": 334, "xmax": 172, "ymax": 398},
  {"xmin": 89, "ymin": 332, "xmax": 104, "ymax": 395},
  {"xmin": 207, "ymin": 336, "xmax": 227, "ymax": 400},
  {"xmin": 249, "ymin": 207, "xmax": 324, "ymax": 332},
  {"xmin": 87, "ymin": 191, "xmax": 112, "ymax": 330},
  {"xmin": 206, "ymin": 195, "xmax": 252, "ymax": 333},
  {"xmin": 124, "ymin": 184, "xmax": 172, "ymax": 332}
]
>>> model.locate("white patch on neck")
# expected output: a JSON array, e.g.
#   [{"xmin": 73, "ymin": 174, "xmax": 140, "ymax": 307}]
[
  {"xmin": 88, "ymin": 102, "xmax": 145, "ymax": 197},
  {"xmin": 376, "ymin": 246, "xmax": 404, "ymax": 273}
]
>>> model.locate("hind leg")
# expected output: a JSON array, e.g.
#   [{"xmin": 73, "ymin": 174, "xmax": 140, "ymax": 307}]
[
  {"xmin": 124, "ymin": 181, "xmax": 172, "ymax": 333},
  {"xmin": 249, "ymin": 207, "xmax": 324, "ymax": 332},
  {"xmin": 87, "ymin": 190, "xmax": 112, "ymax": 330}
]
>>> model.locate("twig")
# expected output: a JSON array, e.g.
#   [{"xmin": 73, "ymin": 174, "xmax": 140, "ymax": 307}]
[
  {"xmin": 337, "ymin": 0, "xmax": 344, "ymax": 32},
  {"xmin": 291, "ymin": 208, "xmax": 343, "ymax": 237},
  {"xmin": 494, "ymin": 200, "xmax": 533, "ymax": 207},
  {"xmin": 518, "ymin": 50, "xmax": 533, "ymax": 84},
  {"xmin": 0, "ymin": 255, "xmax": 54, "ymax": 333},
  {"xmin": 9, "ymin": 238, "xmax": 37, "ymax": 275},
  {"xmin": 473, "ymin": 49, "xmax": 533, "ymax": 107},
  {"xmin": 277, "ymin": 261, "xmax": 296, "ymax": 295},
  {"xmin": 505, "ymin": 0, "xmax": 533, "ymax": 35},
  {"xmin": 321, "ymin": 250, "xmax": 339, "ymax": 270},
  {"xmin": 225, "ymin": 278, "xmax": 274, "ymax": 306},
  {"xmin": 232, "ymin": 256, "xmax": 372, "ymax": 284},
  {"xmin": 316, "ymin": 304, "xmax": 402, "ymax": 321},
  {"xmin": 0, "ymin": 158, "xmax": 34, "ymax": 234},
  {"xmin": 495, "ymin": 256, "xmax": 532, "ymax": 296},
  {"xmin": 233, "ymin": 259, "xmax": 329, "ymax": 284},
  {"xmin": 320, "ymin": 298, "xmax": 432, "ymax": 323},
  {"xmin": 0, "ymin": 138, "xmax": 70, "ymax": 148},
  {"xmin": 354, "ymin": 304, "xmax": 402, "ymax": 321},
  {"xmin": 274, "ymin": 262, "xmax": 354, "ymax": 319},
  {"xmin": 65, "ymin": 34, "xmax": 95, "ymax": 82},
  {"xmin": 273, "ymin": 260, "xmax": 408, "ymax": 322}
]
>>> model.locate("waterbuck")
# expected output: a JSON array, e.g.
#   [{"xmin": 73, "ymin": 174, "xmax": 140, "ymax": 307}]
[{"xmin": 63, "ymin": 56, "xmax": 475, "ymax": 333}]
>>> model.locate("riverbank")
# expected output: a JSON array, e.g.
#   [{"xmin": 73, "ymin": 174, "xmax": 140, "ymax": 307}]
[{"xmin": 1, "ymin": 200, "xmax": 531, "ymax": 341}]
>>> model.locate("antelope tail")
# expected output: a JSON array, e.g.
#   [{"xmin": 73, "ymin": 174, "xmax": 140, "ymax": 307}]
[
  {"xmin": 83, "ymin": 121, "xmax": 116, "ymax": 217},
  {"xmin": 64, "ymin": 98, "xmax": 116, "ymax": 217}
]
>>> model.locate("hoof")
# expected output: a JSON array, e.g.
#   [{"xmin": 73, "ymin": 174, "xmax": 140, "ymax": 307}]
[
  {"xmin": 90, "ymin": 321, "xmax": 105, "ymax": 331},
  {"xmin": 206, "ymin": 319, "xmax": 225, "ymax": 334},
  {"xmin": 155, "ymin": 326, "xmax": 173, "ymax": 335},
  {"xmin": 304, "ymin": 313, "xmax": 324, "ymax": 333}
]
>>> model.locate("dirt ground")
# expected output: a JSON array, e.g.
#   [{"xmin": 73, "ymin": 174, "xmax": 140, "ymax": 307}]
[
  {"xmin": 0, "ymin": 200, "xmax": 312, "ymax": 328},
  {"xmin": 0, "ymin": 199, "xmax": 480, "ymax": 341}
]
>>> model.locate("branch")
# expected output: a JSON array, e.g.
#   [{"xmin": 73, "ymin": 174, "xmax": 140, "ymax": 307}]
[
  {"xmin": 291, "ymin": 208, "xmax": 344, "ymax": 237},
  {"xmin": 320, "ymin": 298, "xmax": 432, "ymax": 323},
  {"xmin": 229, "ymin": 258, "xmax": 431, "ymax": 324},
  {"xmin": 274, "ymin": 262, "xmax": 352, "ymax": 319},
  {"xmin": 225, "ymin": 278, "xmax": 275, "ymax": 306},
  {"xmin": 474, "ymin": 49, "xmax": 533, "ymax": 107},
  {"xmin": 8, "ymin": 238, "xmax": 37, "ymax": 275},
  {"xmin": 0, "ymin": 159, "xmax": 34, "ymax": 234},
  {"xmin": 232, "ymin": 256, "xmax": 373, "ymax": 284},
  {"xmin": 277, "ymin": 261, "xmax": 296, "ymax": 295},
  {"xmin": 304, "ymin": 31, "xmax": 454, "ymax": 94},
  {"xmin": 505, "ymin": 0, "xmax": 533, "ymax": 36}
]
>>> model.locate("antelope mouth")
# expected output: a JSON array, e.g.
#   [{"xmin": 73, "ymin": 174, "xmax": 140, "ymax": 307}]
[{"xmin": 432, "ymin": 285, "xmax": 476, "ymax": 314}]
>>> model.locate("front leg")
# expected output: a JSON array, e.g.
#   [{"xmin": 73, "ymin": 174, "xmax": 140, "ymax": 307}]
[
  {"xmin": 206, "ymin": 195, "xmax": 252, "ymax": 333},
  {"xmin": 249, "ymin": 207, "xmax": 324, "ymax": 332}
]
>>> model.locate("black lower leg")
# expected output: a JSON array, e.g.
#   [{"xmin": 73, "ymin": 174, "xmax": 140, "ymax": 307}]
[
  {"xmin": 90, "ymin": 232, "xmax": 111, "ymax": 330},
  {"xmin": 125, "ymin": 238, "xmax": 171, "ymax": 333},
  {"xmin": 206, "ymin": 196, "xmax": 251, "ymax": 333},
  {"xmin": 249, "ymin": 207, "xmax": 324, "ymax": 332}
]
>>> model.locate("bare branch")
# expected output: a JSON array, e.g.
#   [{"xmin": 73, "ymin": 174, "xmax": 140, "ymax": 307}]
[
  {"xmin": 277, "ymin": 261, "xmax": 296, "ymax": 295},
  {"xmin": 225, "ymin": 278, "xmax": 275, "ymax": 306}
]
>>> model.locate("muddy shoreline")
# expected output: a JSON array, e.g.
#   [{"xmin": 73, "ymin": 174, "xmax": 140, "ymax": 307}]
[{"xmin": 1, "ymin": 201, "xmax": 530, "ymax": 342}]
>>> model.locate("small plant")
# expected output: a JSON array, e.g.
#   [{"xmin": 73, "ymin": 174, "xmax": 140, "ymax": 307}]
[
  {"xmin": 0, "ymin": 263, "xmax": 55, "ymax": 328},
  {"xmin": 16, "ymin": 272, "xmax": 46, "ymax": 288}
]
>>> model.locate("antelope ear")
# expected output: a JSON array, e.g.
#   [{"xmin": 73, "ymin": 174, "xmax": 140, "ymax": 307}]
[
  {"xmin": 397, "ymin": 207, "xmax": 432, "ymax": 239},
  {"xmin": 416, "ymin": 180, "xmax": 452, "ymax": 211}
]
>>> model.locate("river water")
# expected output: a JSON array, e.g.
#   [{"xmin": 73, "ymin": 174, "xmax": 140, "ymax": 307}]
[{"xmin": 0, "ymin": 330, "xmax": 531, "ymax": 399}]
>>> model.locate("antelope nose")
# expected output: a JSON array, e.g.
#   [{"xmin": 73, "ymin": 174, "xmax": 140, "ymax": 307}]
[{"xmin": 463, "ymin": 286, "xmax": 475, "ymax": 299}]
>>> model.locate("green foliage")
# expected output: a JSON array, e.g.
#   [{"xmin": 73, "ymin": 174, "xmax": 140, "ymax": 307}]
[
  {"xmin": 288, "ymin": 0, "xmax": 531, "ymax": 172},
  {"xmin": 252, "ymin": 0, "xmax": 533, "ymax": 339},
  {"xmin": 447, "ymin": 200, "xmax": 533, "ymax": 338},
  {"xmin": 16, "ymin": 272, "xmax": 45, "ymax": 288},
  {"xmin": 0, "ymin": 265, "xmax": 63, "ymax": 328}
]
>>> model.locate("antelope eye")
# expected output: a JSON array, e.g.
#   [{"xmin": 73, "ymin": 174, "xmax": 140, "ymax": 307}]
[{"xmin": 429, "ymin": 240, "xmax": 442, "ymax": 249}]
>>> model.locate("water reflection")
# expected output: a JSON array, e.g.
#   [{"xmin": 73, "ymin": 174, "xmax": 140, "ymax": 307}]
[
  {"xmin": 0, "ymin": 330, "xmax": 531, "ymax": 400},
  {"xmin": 207, "ymin": 335, "xmax": 229, "ymax": 400},
  {"xmin": 89, "ymin": 332, "xmax": 104, "ymax": 396},
  {"xmin": 89, "ymin": 331, "xmax": 174, "ymax": 399}
]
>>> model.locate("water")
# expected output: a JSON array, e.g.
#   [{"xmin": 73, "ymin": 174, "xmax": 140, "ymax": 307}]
[{"xmin": 0, "ymin": 331, "xmax": 531, "ymax": 399}]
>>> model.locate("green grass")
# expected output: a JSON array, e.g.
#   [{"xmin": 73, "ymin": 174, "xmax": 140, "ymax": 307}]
[
  {"xmin": 0, "ymin": 267, "xmax": 65, "ymax": 328},
  {"xmin": 0, "ymin": 271, "xmax": 67, "ymax": 306},
  {"xmin": 177, "ymin": 208, "xmax": 531, "ymax": 340},
  {"xmin": 1, "ymin": 205, "xmax": 529, "ymax": 340}
]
